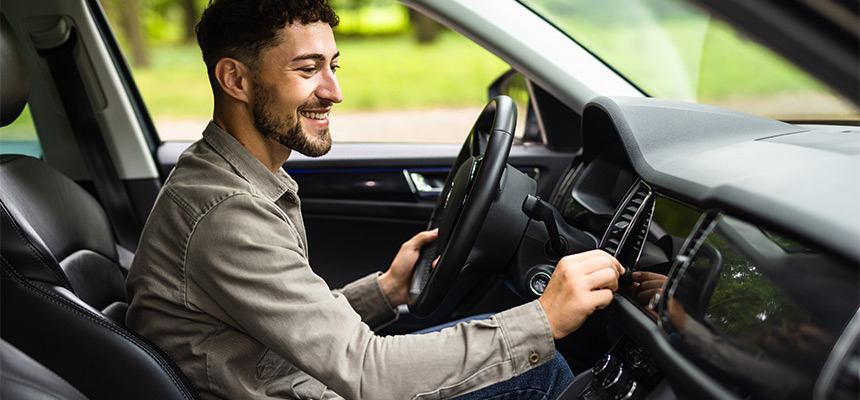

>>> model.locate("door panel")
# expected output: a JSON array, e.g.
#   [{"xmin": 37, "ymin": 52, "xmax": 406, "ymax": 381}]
[{"xmin": 285, "ymin": 142, "xmax": 575, "ymax": 286}]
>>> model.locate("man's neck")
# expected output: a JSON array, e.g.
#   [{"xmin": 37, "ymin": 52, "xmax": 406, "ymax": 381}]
[{"xmin": 213, "ymin": 112, "xmax": 291, "ymax": 174}]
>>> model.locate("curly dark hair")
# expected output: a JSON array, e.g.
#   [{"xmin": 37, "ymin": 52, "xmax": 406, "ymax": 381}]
[{"xmin": 196, "ymin": 0, "xmax": 339, "ymax": 95}]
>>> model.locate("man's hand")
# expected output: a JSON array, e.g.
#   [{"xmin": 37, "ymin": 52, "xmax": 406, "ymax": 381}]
[
  {"xmin": 378, "ymin": 229, "xmax": 438, "ymax": 307},
  {"xmin": 630, "ymin": 271, "xmax": 667, "ymax": 308},
  {"xmin": 538, "ymin": 250, "xmax": 624, "ymax": 339}
]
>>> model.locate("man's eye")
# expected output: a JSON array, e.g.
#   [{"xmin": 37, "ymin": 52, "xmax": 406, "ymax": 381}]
[
  {"xmin": 331, "ymin": 65, "xmax": 340, "ymax": 73},
  {"xmin": 299, "ymin": 67, "xmax": 316, "ymax": 73}
]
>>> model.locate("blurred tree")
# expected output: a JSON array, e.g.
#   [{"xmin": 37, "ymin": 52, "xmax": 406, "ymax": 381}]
[
  {"xmin": 180, "ymin": 0, "xmax": 199, "ymax": 43},
  {"xmin": 408, "ymin": 8, "xmax": 442, "ymax": 44},
  {"xmin": 114, "ymin": 0, "xmax": 149, "ymax": 67}
]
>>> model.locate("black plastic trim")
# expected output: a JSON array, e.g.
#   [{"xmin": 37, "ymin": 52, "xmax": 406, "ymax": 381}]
[{"xmin": 607, "ymin": 296, "xmax": 738, "ymax": 400}]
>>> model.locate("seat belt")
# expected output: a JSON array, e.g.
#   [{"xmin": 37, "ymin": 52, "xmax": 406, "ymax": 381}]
[{"xmin": 37, "ymin": 27, "xmax": 141, "ymax": 251}]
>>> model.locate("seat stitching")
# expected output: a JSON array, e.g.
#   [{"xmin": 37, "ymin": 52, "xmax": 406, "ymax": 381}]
[
  {"xmin": 0, "ymin": 202, "xmax": 72, "ymax": 290},
  {"xmin": 0, "ymin": 257, "xmax": 199, "ymax": 399}
]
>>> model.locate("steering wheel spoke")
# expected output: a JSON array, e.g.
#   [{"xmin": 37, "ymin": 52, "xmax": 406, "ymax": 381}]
[{"xmin": 408, "ymin": 96, "xmax": 530, "ymax": 318}]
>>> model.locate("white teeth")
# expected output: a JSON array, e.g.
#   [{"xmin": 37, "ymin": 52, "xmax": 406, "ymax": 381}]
[{"xmin": 300, "ymin": 111, "xmax": 328, "ymax": 120}]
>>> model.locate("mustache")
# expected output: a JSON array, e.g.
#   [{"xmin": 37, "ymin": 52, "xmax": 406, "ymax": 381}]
[{"xmin": 298, "ymin": 100, "xmax": 334, "ymax": 110}]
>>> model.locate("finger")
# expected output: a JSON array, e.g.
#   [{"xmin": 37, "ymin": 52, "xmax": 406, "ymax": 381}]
[
  {"xmin": 637, "ymin": 279, "xmax": 664, "ymax": 292},
  {"xmin": 631, "ymin": 271, "xmax": 665, "ymax": 282},
  {"xmin": 584, "ymin": 267, "xmax": 620, "ymax": 292},
  {"xmin": 590, "ymin": 289, "xmax": 615, "ymax": 310},
  {"xmin": 636, "ymin": 288, "xmax": 662, "ymax": 305},
  {"xmin": 405, "ymin": 229, "xmax": 439, "ymax": 248},
  {"xmin": 560, "ymin": 249, "xmax": 613, "ymax": 264},
  {"xmin": 560, "ymin": 251, "xmax": 622, "ymax": 276},
  {"xmin": 431, "ymin": 255, "xmax": 440, "ymax": 270}
]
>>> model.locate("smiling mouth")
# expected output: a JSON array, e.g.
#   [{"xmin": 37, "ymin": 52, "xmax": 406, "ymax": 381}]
[{"xmin": 300, "ymin": 111, "xmax": 329, "ymax": 120}]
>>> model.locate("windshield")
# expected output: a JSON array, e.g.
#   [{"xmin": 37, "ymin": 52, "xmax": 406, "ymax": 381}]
[{"xmin": 518, "ymin": 0, "xmax": 860, "ymax": 123}]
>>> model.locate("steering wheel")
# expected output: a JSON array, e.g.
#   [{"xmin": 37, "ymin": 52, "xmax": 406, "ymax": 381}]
[{"xmin": 407, "ymin": 96, "xmax": 517, "ymax": 318}]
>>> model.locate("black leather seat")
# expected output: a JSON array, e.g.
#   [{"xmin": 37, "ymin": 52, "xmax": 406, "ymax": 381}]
[
  {"xmin": 0, "ymin": 338, "xmax": 89, "ymax": 400},
  {"xmin": 0, "ymin": 12, "xmax": 199, "ymax": 400},
  {"xmin": 0, "ymin": 154, "xmax": 130, "ymax": 322}
]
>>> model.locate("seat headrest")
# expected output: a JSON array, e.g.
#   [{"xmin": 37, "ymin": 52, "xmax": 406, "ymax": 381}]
[{"xmin": 1, "ymin": 12, "xmax": 30, "ymax": 127}]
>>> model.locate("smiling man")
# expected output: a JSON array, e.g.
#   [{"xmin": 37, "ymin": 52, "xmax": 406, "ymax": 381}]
[{"xmin": 125, "ymin": 1, "xmax": 623, "ymax": 399}]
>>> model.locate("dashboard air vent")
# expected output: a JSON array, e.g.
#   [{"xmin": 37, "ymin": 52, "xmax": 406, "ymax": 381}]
[{"xmin": 599, "ymin": 181, "xmax": 654, "ymax": 268}]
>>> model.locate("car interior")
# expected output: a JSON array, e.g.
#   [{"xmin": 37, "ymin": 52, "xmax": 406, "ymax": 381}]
[{"xmin": 1, "ymin": 0, "xmax": 858, "ymax": 400}]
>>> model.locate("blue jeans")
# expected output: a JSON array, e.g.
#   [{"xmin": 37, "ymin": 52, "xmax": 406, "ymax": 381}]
[{"xmin": 413, "ymin": 314, "xmax": 574, "ymax": 400}]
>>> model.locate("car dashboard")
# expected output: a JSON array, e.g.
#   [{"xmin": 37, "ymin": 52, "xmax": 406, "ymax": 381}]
[{"xmin": 536, "ymin": 97, "xmax": 860, "ymax": 400}]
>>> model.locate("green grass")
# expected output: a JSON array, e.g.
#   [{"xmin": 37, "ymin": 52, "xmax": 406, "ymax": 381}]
[
  {"xmin": 128, "ymin": 30, "xmax": 510, "ymax": 120},
  {"xmin": 131, "ymin": 44, "xmax": 213, "ymax": 119}
]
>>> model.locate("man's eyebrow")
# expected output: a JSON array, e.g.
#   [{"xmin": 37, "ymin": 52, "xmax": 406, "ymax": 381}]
[{"xmin": 291, "ymin": 51, "xmax": 340, "ymax": 62}]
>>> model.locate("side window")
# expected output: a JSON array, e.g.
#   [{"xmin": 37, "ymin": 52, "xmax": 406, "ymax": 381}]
[
  {"xmin": 490, "ymin": 71, "xmax": 533, "ymax": 142},
  {"xmin": 0, "ymin": 105, "xmax": 42, "ymax": 158},
  {"xmin": 102, "ymin": 1, "xmax": 518, "ymax": 143}
]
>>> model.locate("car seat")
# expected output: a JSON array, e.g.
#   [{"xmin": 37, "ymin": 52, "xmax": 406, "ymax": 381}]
[{"xmin": 0, "ymin": 12, "xmax": 200, "ymax": 400}]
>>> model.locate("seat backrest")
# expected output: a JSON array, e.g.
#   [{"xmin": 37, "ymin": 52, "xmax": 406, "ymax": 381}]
[
  {"xmin": 0, "ymin": 154, "xmax": 129, "ymax": 321},
  {"xmin": 0, "ymin": 160, "xmax": 201, "ymax": 400},
  {"xmin": 0, "ymin": 11, "xmax": 200, "ymax": 400},
  {"xmin": 0, "ymin": 248, "xmax": 200, "ymax": 400}
]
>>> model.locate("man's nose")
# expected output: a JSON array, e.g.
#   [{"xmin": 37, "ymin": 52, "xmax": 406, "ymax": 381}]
[{"xmin": 317, "ymin": 67, "xmax": 343, "ymax": 104}]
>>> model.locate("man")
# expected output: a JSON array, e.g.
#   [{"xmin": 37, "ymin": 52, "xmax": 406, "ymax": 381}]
[{"xmin": 125, "ymin": 1, "xmax": 624, "ymax": 399}]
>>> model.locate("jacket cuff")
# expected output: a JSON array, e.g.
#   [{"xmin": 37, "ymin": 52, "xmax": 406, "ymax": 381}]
[
  {"xmin": 339, "ymin": 272, "xmax": 399, "ymax": 330},
  {"xmin": 494, "ymin": 299, "xmax": 556, "ymax": 375}
]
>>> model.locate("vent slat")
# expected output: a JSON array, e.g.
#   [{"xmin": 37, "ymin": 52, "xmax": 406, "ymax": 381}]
[{"xmin": 600, "ymin": 182, "xmax": 653, "ymax": 257}]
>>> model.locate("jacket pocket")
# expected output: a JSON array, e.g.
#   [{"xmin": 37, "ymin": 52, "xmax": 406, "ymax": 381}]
[{"xmin": 256, "ymin": 348, "xmax": 292, "ymax": 380}]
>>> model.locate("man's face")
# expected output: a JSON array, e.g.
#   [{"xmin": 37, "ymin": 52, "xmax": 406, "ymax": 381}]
[{"xmin": 251, "ymin": 21, "xmax": 342, "ymax": 157}]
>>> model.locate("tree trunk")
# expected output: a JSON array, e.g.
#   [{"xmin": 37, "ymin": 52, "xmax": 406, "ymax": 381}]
[
  {"xmin": 180, "ymin": 0, "xmax": 198, "ymax": 43},
  {"xmin": 408, "ymin": 9, "xmax": 442, "ymax": 44},
  {"xmin": 119, "ymin": 0, "xmax": 149, "ymax": 67}
]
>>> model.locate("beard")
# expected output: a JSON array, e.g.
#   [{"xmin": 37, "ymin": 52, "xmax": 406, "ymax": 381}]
[{"xmin": 251, "ymin": 81, "xmax": 332, "ymax": 158}]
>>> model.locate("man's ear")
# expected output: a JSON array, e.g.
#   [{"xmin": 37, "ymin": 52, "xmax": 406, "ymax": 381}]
[{"xmin": 214, "ymin": 57, "xmax": 252, "ymax": 104}]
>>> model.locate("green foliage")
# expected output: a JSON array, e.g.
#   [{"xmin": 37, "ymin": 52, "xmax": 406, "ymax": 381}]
[
  {"xmin": 694, "ymin": 233, "xmax": 806, "ymax": 356},
  {"xmin": 334, "ymin": 2, "xmax": 410, "ymax": 36},
  {"xmin": 0, "ymin": 105, "xmax": 36, "ymax": 141},
  {"xmin": 335, "ymin": 32, "xmax": 509, "ymax": 110}
]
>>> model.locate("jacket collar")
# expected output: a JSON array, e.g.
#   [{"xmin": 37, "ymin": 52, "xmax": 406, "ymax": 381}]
[{"xmin": 202, "ymin": 121, "xmax": 298, "ymax": 202}]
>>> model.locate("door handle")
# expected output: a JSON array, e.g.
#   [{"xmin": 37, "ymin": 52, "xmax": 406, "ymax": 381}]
[{"xmin": 403, "ymin": 170, "xmax": 443, "ymax": 198}]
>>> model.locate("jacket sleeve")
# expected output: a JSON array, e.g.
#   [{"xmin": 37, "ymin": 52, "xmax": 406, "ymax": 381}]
[
  {"xmin": 185, "ymin": 194, "xmax": 556, "ymax": 400},
  {"xmin": 334, "ymin": 273, "xmax": 399, "ymax": 331}
]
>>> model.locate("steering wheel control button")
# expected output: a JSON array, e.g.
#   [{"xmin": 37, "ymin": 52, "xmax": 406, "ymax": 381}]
[{"xmin": 529, "ymin": 352, "xmax": 541, "ymax": 364}]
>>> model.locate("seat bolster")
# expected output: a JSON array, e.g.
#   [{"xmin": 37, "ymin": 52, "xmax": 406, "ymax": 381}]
[
  {"xmin": 0, "ymin": 200, "xmax": 73, "ymax": 291},
  {"xmin": 60, "ymin": 250, "xmax": 127, "ymax": 312},
  {"xmin": 102, "ymin": 301, "xmax": 129, "ymax": 325},
  {"xmin": 1, "ymin": 261, "xmax": 200, "ymax": 400},
  {"xmin": 1, "ymin": 338, "xmax": 89, "ymax": 400}
]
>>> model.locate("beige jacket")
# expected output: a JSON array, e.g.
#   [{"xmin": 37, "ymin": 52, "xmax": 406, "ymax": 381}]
[{"xmin": 126, "ymin": 121, "xmax": 555, "ymax": 400}]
